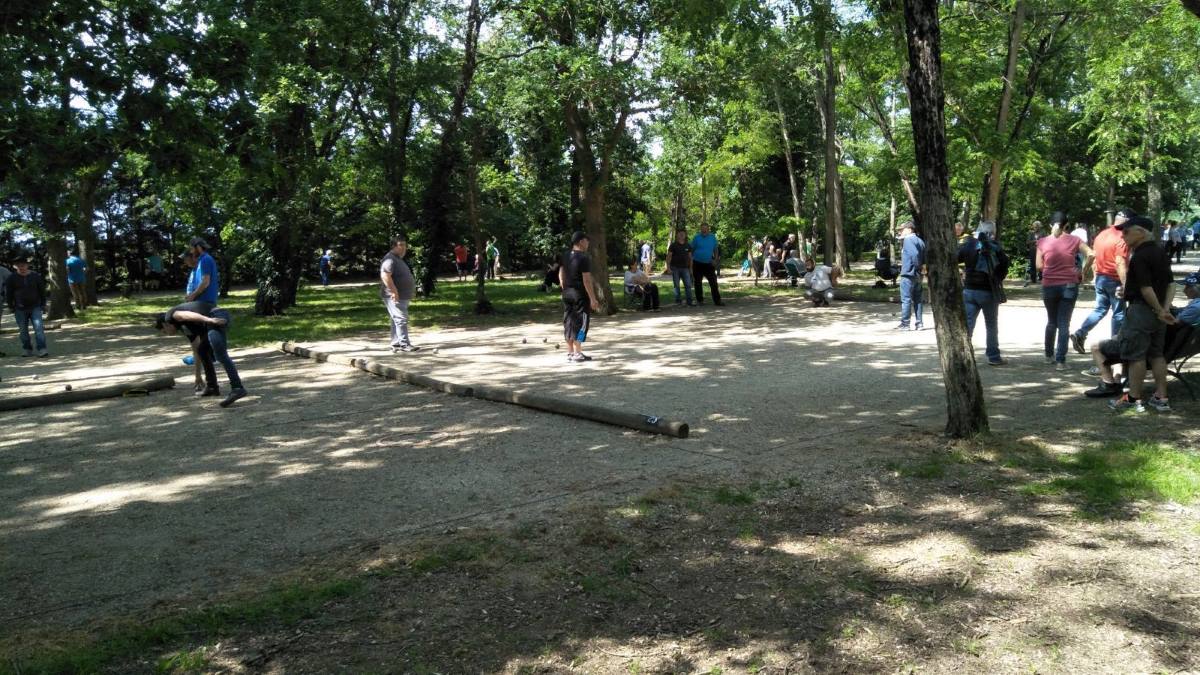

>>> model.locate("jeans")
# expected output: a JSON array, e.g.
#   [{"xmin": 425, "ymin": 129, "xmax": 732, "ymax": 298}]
[
  {"xmin": 1041, "ymin": 284, "xmax": 1078, "ymax": 362},
  {"xmin": 1075, "ymin": 274, "xmax": 1125, "ymax": 340},
  {"xmin": 205, "ymin": 329, "xmax": 243, "ymax": 390},
  {"xmin": 15, "ymin": 308, "xmax": 47, "ymax": 352},
  {"xmin": 692, "ymin": 260, "xmax": 722, "ymax": 304},
  {"xmin": 320, "ymin": 268, "xmax": 330, "ymax": 286},
  {"xmin": 963, "ymin": 289, "xmax": 1001, "ymax": 363},
  {"xmin": 899, "ymin": 275, "xmax": 924, "ymax": 327},
  {"xmin": 384, "ymin": 297, "xmax": 411, "ymax": 347},
  {"xmin": 670, "ymin": 267, "xmax": 694, "ymax": 303}
]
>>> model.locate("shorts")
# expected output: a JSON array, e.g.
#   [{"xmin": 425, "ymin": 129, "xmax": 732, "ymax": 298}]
[
  {"xmin": 1116, "ymin": 303, "xmax": 1166, "ymax": 362},
  {"xmin": 562, "ymin": 291, "xmax": 590, "ymax": 343},
  {"xmin": 1096, "ymin": 338, "xmax": 1122, "ymax": 366}
]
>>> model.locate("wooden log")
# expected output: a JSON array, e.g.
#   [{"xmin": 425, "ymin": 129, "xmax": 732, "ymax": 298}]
[
  {"xmin": 281, "ymin": 342, "xmax": 688, "ymax": 439},
  {"xmin": 0, "ymin": 373, "xmax": 176, "ymax": 412}
]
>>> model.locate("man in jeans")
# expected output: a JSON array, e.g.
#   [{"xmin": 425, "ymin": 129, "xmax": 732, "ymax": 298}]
[
  {"xmin": 957, "ymin": 220, "xmax": 1010, "ymax": 365},
  {"xmin": 5, "ymin": 257, "xmax": 49, "ymax": 357},
  {"xmin": 380, "ymin": 235, "xmax": 419, "ymax": 353},
  {"xmin": 157, "ymin": 305, "xmax": 249, "ymax": 408},
  {"xmin": 1106, "ymin": 216, "xmax": 1175, "ymax": 413},
  {"xmin": 895, "ymin": 222, "xmax": 927, "ymax": 330},
  {"xmin": 664, "ymin": 229, "xmax": 695, "ymax": 306},
  {"xmin": 1071, "ymin": 208, "xmax": 1133, "ymax": 357},
  {"xmin": 691, "ymin": 223, "xmax": 723, "ymax": 306}
]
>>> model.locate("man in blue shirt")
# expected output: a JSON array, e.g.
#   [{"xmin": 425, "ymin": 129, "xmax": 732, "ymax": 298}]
[
  {"xmin": 319, "ymin": 249, "xmax": 333, "ymax": 287},
  {"xmin": 690, "ymin": 222, "xmax": 723, "ymax": 306},
  {"xmin": 65, "ymin": 247, "xmax": 88, "ymax": 311},
  {"xmin": 896, "ymin": 221, "xmax": 927, "ymax": 330},
  {"xmin": 1174, "ymin": 272, "xmax": 1200, "ymax": 327},
  {"xmin": 185, "ymin": 237, "xmax": 219, "ymax": 311}
]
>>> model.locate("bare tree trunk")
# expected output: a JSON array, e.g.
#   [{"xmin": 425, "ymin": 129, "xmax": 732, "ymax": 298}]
[
  {"xmin": 819, "ymin": 26, "xmax": 846, "ymax": 268},
  {"xmin": 900, "ymin": 0, "xmax": 988, "ymax": 438},
  {"xmin": 42, "ymin": 206, "xmax": 75, "ymax": 321},
  {"xmin": 981, "ymin": 0, "xmax": 1026, "ymax": 222},
  {"xmin": 465, "ymin": 131, "xmax": 492, "ymax": 314},
  {"xmin": 775, "ymin": 88, "xmax": 808, "ymax": 254},
  {"xmin": 582, "ymin": 184, "xmax": 615, "ymax": 312}
]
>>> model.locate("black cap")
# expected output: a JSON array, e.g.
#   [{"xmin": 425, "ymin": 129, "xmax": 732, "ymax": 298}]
[
  {"xmin": 1114, "ymin": 207, "xmax": 1137, "ymax": 220},
  {"xmin": 1050, "ymin": 210, "xmax": 1068, "ymax": 225},
  {"xmin": 13, "ymin": 256, "xmax": 29, "ymax": 264},
  {"xmin": 571, "ymin": 231, "xmax": 589, "ymax": 245},
  {"xmin": 1115, "ymin": 215, "xmax": 1155, "ymax": 231},
  {"xmin": 189, "ymin": 237, "xmax": 210, "ymax": 250}
]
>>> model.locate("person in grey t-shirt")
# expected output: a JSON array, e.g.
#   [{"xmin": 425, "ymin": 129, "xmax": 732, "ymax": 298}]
[{"xmin": 380, "ymin": 235, "xmax": 419, "ymax": 353}]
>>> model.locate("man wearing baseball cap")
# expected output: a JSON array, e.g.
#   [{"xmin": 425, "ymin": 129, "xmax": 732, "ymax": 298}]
[
  {"xmin": 1172, "ymin": 272, "xmax": 1200, "ymax": 327},
  {"xmin": 185, "ymin": 237, "xmax": 219, "ymax": 311},
  {"xmin": 1071, "ymin": 208, "xmax": 1134, "ymax": 355},
  {"xmin": 1103, "ymin": 216, "xmax": 1175, "ymax": 413}
]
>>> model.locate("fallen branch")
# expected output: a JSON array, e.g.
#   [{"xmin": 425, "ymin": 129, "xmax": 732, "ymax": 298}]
[
  {"xmin": 0, "ymin": 373, "xmax": 176, "ymax": 412},
  {"xmin": 280, "ymin": 342, "xmax": 689, "ymax": 439}
]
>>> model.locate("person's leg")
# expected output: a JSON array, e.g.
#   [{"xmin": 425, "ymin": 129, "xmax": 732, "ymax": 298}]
[
  {"xmin": 1042, "ymin": 286, "xmax": 1060, "ymax": 359},
  {"xmin": 899, "ymin": 276, "xmax": 913, "ymax": 327},
  {"xmin": 197, "ymin": 341, "xmax": 219, "ymax": 392},
  {"xmin": 640, "ymin": 287, "xmax": 651, "ymax": 310},
  {"xmin": 394, "ymin": 299, "xmax": 411, "ymax": 346},
  {"xmin": 15, "ymin": 309, "xmax": 32, "ymax": 353},
  {"xmin": 1075, "ymin": 276, "xmax": 1114, "ymax": 342},
  {"xmin": 207, "ymin": 329, "xmax": 244, "ymax": 390},
  {"xmin": 982, "ymin": 295, "xmax": 1000, "ymax": 362},
  {"xmin": 706, "ymin": 263, "xmax": 722, "ymax": 303},
  {"xmin": 1091, "ymin": 342, "xmax": 1115, "ymax": 382},
  {"xmin": 963, "ymin": 290, "xmax": 982, "ymax": 338},
  {"xmin": 1126, "ymin": 359, "xmax": 1148, "ymax": 401},
  {"xmin": 382, "ymin": 297, "xmax": 401, "ymax": 348},
  {"xmin": 1054, "ymin": 285, "xmax": 1078, "ymax": 362},
  {"xmin": 1149, "ymin": 357, "xmax": 1169, "ymax": 400},
  {"xmin": 692, "ymin": 262, "xmax": 704, "ymax": 303},
  {"xmin": 30, "ymin": 308, "xmax": 47, "ymax": 352},
  {"xmin": 649, "ymin": 283, "xmax": 660, "ymax": 309},
  {"xmin": 682, "ymin": 268, "xmax": 694, "ymax": 304},
  {"xmin": 670, "ymin": 268, "xmax": 682, "ymax": 303},
  {"xmin": 913, "ymin": 279, "xmax": 924, "ymax": 328}
]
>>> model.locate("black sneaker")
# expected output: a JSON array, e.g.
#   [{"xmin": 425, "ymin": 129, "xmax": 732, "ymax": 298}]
[
  {"xmin": 1084, "ymin": 381, "xmax": 1121, "ymax": 398},
  {"xmin": 196, "ymin": 387, "xmax": 220, "ymax": 397},
  {"xmin": 219, "ymin": 388, "xmax": 247, "ymax": 408},
  {"xmin": 1070, "ymin": 332, "xmax": 1086, "ymax": 354}
]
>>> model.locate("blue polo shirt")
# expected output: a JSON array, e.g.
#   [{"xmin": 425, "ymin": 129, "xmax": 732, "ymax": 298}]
[
  {"xmin": 691, "ymin": 232, "xmax": 718, "ymax": 264},
  {"xmin": 900, "ymin": 234, "xmax": 926, "ymax": 277},
  {"xmin": 66, "ymin": 256, "xmax": 87, "ymax": 284},
  {"xmin": 190, "ymin": 252, "xmax": 219, "ymax": 304}
]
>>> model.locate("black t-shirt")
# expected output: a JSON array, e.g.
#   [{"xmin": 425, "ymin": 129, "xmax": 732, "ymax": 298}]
[
  {"xmin": 667, "ymin": 241, "xmax": 692, "ymax": 268},
  {"xmin": 562, "ymin": 249, "xmax": 591, "ymax": 291},
  {"xmin": 1125, "ymin": 240, "xmax": 1172, "ymax": 305}
]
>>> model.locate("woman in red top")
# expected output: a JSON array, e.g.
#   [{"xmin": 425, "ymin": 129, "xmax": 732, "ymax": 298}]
[{"xmin": 1037, "ymin": 212, "xmax": 1093, "ymax": 369}]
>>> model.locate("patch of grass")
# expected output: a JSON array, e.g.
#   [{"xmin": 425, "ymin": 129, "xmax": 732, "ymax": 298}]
[
  {"xmin": 156, "ymin": 646, "xmax": 211, "ymax": 673},
  {"xmin": 81, "ymin": 278, "xmax": 565, "ymax": 346},
  {"xmin": 713, "ymin": 485, "xmax": 757, "ymax": 505},
  {"xmin": 1050, "ymin": 441, "xmax": 1200, "ymax": 510},
  {"xmin": 8, "ymin": 577, "xmax": 363, "ymax": 674},
  {"xmin": 408, "ymin": 534, "xmax": 514, "ymax": 573},
  {"xmin": 887, "ymin": 449, "xmax": 968, "ymax": 479}
]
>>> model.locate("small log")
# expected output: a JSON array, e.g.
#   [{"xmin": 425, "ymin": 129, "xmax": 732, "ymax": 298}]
[
  {"xmin": 281, "ymin": 342, "xmax": 688, "ymax": 438},
  {"xmin": 0, "ymin": 373, "xmax": 176, "ymax": 412}
]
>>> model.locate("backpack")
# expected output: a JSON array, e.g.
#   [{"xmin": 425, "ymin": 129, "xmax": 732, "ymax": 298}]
[{"xmin": 974, "ymin": 235, "xmax": 1007, "ymax": 303}]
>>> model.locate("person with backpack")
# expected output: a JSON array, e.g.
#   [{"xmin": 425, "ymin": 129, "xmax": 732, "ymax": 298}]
[{"xmin": 957, "ymin": 220, "xmax": 1010, "ymax": 366}]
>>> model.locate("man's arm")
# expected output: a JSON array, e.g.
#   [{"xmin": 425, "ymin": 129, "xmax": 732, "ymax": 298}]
[
  {"xmin": 1115, "ymin": 255, "xmax": 1128, "ymax": 286},
  {"xmin": 1035, "ymin": 249, "xmax": 1045, "ymax": 272},
  {"xmin": 558, "ymin": 263, "xmax": 566, "ymax": 289},
  {"xmin": 173, "ymin": 310, "xmax": 226, "ymax": 326},
  {"xmin": 581, "ymin": 271, "xmax": 600, "ymax": 311},
  {"xmin": 1139, "ymin": 284, "xmax": 1177, "ymax": 324}
]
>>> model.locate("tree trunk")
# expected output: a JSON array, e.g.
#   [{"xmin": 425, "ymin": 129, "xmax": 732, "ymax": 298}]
[
  {"xmin": 418, "ymin": 0, "xmax": 482, "ymax": 297},
  {"xmin": 43, "ymin": 206, "xmax": 75, "ymax": 321},
  {"xmin": 775, "ymin": 87, "xmax": 807, "ymax": 253},
  {"xmin": 466, "ymin": 130, "xmax": 492, "ymax": 314},
  {"xmin": 900, "ymin": 0, "xmax": 988, "ymax": 438},
  {"xmin": 819, "ymin": 22, "xmax": 846, "ymax": 268},
  {"xmin": 981, "ymin": 0, "xmax": 1026, "ymax": 222},
  {"xmin": 582, "ymin": 182, "xmax": 615, "ymax": 313},
  {"xmin": 75, "ymin": 173, "xmax": 104, "ymax": 306},
  {"xmin": 1106, "ymin": 179, "xmax": 1116, "ymax": 226}
]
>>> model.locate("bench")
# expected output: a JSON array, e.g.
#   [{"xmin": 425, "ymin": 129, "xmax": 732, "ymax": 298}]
[{"xmin": 1165, "ymin": 323, "xmax": 1200, "ymax": 399}]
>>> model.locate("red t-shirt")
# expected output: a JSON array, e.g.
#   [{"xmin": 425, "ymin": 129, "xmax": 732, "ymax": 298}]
[
  {"xmin": 1091, "ymin": 226, "xmax": 1128, "ymax": 278},
  {"xmin": 453, "ymin": 245, "xmax": 468, "ymax": 264},
  {"xmin": 1037, "ymin": 233, "xmax": 1082, "ymax": 286}
]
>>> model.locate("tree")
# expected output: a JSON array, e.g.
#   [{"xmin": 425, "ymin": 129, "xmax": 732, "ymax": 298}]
[{"xmin": 896, "ymin": 0, "xmax": 989, "ymax": 437}]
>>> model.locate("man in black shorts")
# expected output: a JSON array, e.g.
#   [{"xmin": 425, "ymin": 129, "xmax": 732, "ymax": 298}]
[
  {"xmin": 559, "ymin": 231, "xmax": 600, "ymax": 363},
  {"xmin": 1088, "ymin": 216, "xmax": 1175, "ymax": 413}
]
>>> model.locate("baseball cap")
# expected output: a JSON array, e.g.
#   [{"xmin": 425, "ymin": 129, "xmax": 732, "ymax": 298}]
[
  {"xmin": 1115, "ymin": 215, "xmax": 1155, "ymax": 231},
  {"xmin": 1175, "ymin": 272, "xmax": 1200, "ymax": 287},
  {"xmin": 570, "ymin": 231, "xmax": 589, "ymax": 245}
]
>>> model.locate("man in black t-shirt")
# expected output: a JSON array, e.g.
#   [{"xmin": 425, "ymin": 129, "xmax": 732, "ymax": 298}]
[
  {"xmin": 1101, "ymin": 216, "xmax": 1176, "ymax": 412},
  {"xmin": 664, "ymin": 229, "xmax": 695, "ymax": 306},
  {"xmin": 156, "ymin": 303, "xmax": 249, "ymax": 407},
  {"xmin": 559, "ymin": 231, "xmax": 601, "ymax": 363}
]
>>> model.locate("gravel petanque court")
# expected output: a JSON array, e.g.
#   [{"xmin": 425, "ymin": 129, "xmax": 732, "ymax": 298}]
[{"xmin": 1, "ymin": 287, "xmax": 1195, "ymax": 641}]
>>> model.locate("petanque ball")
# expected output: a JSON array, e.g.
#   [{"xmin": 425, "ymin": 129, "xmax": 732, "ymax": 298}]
[{"xmin": 65, "ymin": 384, "xmax": 72, "ymax": 391}]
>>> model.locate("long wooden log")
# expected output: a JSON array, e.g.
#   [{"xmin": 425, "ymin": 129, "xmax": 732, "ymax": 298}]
[
  {"xmin": 280, "ymin": 342, "xmax": 689, "ymax": 439},
  {"xmin": 0, "ymin": 373, "xmax": 176, "ymax": 412}
]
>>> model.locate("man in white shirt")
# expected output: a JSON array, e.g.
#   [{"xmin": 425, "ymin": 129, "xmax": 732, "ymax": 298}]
[{"xmin": 639, "ymin": 241, "xmax": 654, "ymax": 273}]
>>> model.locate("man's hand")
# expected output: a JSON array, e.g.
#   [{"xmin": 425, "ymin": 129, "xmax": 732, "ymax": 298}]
[
  {"xmin": 389, "ymin": 291, "xmax": 399, "ymax": 303},
  {"xmin": 590, "ymin": 299, "xmax": 600, "ymax": 312},
  {"xmin": 1159, "ymin": 309, "xmax": 1177, "ymax": 325},
  {"xmin": 1115, "ymin": 286, "xmax": 1124, "ymax": 299}
]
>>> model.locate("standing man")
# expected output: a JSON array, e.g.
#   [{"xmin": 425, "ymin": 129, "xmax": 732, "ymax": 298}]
[
  {"xmin": 453, "ymin": 242, "xmax": 469, "ymax": 282},
  {"xmin": 665, "ymin": 229, "xmax": 695, "ymax": 306},
  {"xmin": 5, "ymin": 257, "xmax": 49, "ymax": 357},
  {"xmin": 1071, "ymin": 208, "xmax": 1133, "ymax": 355},
  {"xmin": 896, "ymin": 221, "xmax": 927, "ymax": 331},
  {"xmin": 319, "ymin": 249, "xmax": 334, "ymax": 287},
  {"xmin": 1023, "ymin": 220, "xmax": 1042, "ymax": 287},
  {"xmin": 0, "ymin": 258, "xmax": 10, "ymax": 337},
  {"xmin": 380, "ymin": 236, "xmax": 419, "ymax": 353},
  {"xmin": 1107, "ymin": 216, "xmax": 1175, "ymax": 413},
  {"xmin": 185, "ymin": 238, "xmax": 219, "ymax": 312},
  {"xmin": 957, "ymin": 221, "xmax": 1010, "ymax": 365},
  {"xmin": 690, "ymin": 222, "xmax": 723, "ymax": 306},
  {"xmin": 66, "ymin": 247, "xmax": 88, "ymax": 311},
  {"xmin": 560, "ymin": 231, "xmax": 600, "ymax": 362},
  {"xmin": 639, "ymin": 240, "xmax": 654, "ymax": 274},
  {"xmin": 485, "ymin": 238, "xmax": 499, "ymax": 280}
]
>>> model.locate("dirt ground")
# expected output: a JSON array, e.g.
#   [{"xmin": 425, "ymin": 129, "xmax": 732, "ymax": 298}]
[{"xmin": 1, "ymin": 268, "xmax": 1198, "ymax": 673}]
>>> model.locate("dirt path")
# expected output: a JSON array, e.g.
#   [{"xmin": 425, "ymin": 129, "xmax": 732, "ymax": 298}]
[{"xmin": 1, "ymin": 283, "xmax": 1197, "ymax": 670}]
